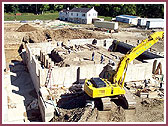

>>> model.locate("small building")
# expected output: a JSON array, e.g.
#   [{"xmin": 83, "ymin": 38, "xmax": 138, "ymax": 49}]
[
  {"xmin": 59, "ymin": 7, "xmax": 98, "ymax": 24},
  {"xmin": 137, "ymin": 18, "xmax": 164, "ymax": 28},
  {"xmin": 94, "ymin": 21, "xmax": 118, "ymax": 30},
  {"xmin": 146, "ymin": 20, "xmax": 164, "ymax": 29},
  {"xmin": 116, "ymin": 15, "xmax": 140, "ymax": 25}
]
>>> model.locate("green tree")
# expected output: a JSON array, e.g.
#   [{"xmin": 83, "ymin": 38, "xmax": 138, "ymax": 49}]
[
  {"xmin": 4, "ymin": 4, "xmax": 164, "ymax": 18},
  {"xmin": 53, "ymin": 4, "xmax": 63, "ymax": 11},
  {"xmin": 136, "ymin": 4, "xmax": 164, "ymax": 18},
  {"xmin": 40, "ymin": 4, "xmax": 50, "ymax": 13},
  {"xmin": 113, "ymin": 7, "xmax": 121, "ymax": 16},
  {"xmin": 122, "ymin": 4, "xmax": 136, "ymax": 15},
  {"xmin": 4, "ymin": 4, "xmax": 19, "ymax": 13}
]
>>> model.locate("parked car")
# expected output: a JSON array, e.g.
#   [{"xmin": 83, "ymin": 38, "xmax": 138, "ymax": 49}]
[
  {"xmin": 33, "ymin": 19, "xmax": 43, "ymax": 24},
  {"xmin": 20, "ymin": 20, "xmax": 28, "ymax": 23}
]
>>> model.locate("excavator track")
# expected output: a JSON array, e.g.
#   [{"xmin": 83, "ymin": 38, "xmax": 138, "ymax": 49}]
[
  {"xmin": 94, "ymin": 94, "xmax": 135, "ymax": 111},
  {"xmin": 101, "ymin": 97, "xmax": 112, "ymax": 111},
  {"xmin": 93, "ymin": 97, "xmax": 112, "ymax": 111}
]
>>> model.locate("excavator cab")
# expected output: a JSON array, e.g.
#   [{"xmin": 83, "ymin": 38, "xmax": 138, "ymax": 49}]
[{"xmin": 90, "ymin": 78, "xmax": 107, "ymax": 88}]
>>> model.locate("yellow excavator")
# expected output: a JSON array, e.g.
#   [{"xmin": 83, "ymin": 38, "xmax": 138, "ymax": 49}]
[{"xmin": 84, "ymin": 31, "xmax": 164, "ymax": 110}]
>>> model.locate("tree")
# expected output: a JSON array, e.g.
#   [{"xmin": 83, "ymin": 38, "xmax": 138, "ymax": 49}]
[
  {"xmin": 136, "ymin": 4, "xmax": 164, "ymax": 18},
  {"xmin": 4, "ymin": 4, "xmax": 164, "ymax": 18},
  {"xmin": 53, "ymin": 4, "xmax": 63, "ymax": 11},
  {"xmin": 40, "ymin": 4, "xmax": 50, "ymax": 13},
  {"xmin": 122, "ymin": 4, "xmax": 136, "ymax": 15},
  {"xmin": 113, "ymin": 7, "xmax": 121, "ymax": 17}
]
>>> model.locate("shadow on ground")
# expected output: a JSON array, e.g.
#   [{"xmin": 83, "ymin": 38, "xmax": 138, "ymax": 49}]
[{"xmin": 10, "ymin": 60, "xmax": 42, "ymax": 122}]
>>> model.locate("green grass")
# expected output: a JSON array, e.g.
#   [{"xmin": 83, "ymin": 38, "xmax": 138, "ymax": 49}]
[
  {"xmin": 4, "ymin": 12, "xmax": 59, "ymax": 21},
  {"xmin": 98, "ymin": 16, "xmax": 112, "ymax": 21},
  {"xmin": 5, "ymin": 12, "xmax": 113, "ymax": 22}
]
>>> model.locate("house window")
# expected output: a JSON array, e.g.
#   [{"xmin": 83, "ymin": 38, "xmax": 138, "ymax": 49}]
[
  {"xmin": 82, "ymin": 14, "xmax": 85, "ymax": 17},
  {"xmin": 71, "ymin": 13, "xmax": 73, "ymax": 16},
  {"xmin": 93, "ymin": 13, "xmax": 97, "ymax": 16},
  {"xmin": 77, "ymin": 13, "xmax": 78, "ymax": 16}
]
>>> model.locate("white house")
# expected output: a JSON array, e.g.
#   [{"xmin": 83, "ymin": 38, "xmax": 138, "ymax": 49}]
[
  {"xmin": 59, "ymin": 7, "xmax": 98, "ymax": 24},
  {"xmin": 59, "ymin": 9, "xmax": 69, "ymax": 21}
]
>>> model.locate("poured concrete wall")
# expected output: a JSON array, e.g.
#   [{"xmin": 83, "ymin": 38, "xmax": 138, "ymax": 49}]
[
  {"xmin": 25, "ymin": 41, "xmax": 164, "ymax": 122},
  {"xmin": 25, "ymin": 44, "xmax": 55, "ymax": 122},
  {"xmin": 39, "ymin": 64, "xmax": 105, "ymax": 88},
  {"xmin": 24, "ymin": 43, "xmax": 106, "ymax": 122},
  {"xmin": 25, "ymin": 45, "xmax": 41, "ymax": 92},
  {"xmin": 68, "ymin": 39, "xmax": 113, "ymax": 50},
  {"xmin": 25, "ymin": 42, "xmax": 163, "ymax": 89},
  {"xmin": 125, "ymin": 58, "xmax": 165, "ymax": 81},
  {"xmin": 125, "ymin": 62, "xmax": 153, "ymax": 82}
]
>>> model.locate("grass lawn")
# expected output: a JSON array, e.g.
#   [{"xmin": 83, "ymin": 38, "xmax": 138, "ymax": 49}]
[
  {"xmin": 5, "ymin": 12, "xmax": 113, "ymax": 22},
  {"xmin": 98, "ymin": 16, "xmax": 112, "ymax": 21},
  {"xmin": 4, "ymin": 12, "xmax": 59, "ymax": 21}
]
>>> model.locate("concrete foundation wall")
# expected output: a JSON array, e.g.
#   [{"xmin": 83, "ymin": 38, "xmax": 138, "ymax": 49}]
[
  {"xmin": 25, "ymin": 43, "xmax": 106, "ymax": 122},
  {"xmin": 28, "ymin": 43, "xmax": 57, "ymax": 55},
  {"xmin": 96, "ymin": 39, "xmax": 113, "ymax": 50},
  {"xmin": 28, "ymin": 39, "xmax": 114, "ymax": 55},
  {"xmin": 125, "ymin": 58, "xmax": 165, "ymax": 82},
  {"xmin": 25, "ymin": 41, "xmax": 164, "ymax": 122},
  {"xmin": 80, "ymin": 64, "xmax": 104, "ymax": 79},
  {"xmin": 25, "ymin": 45, "xmax": 41, "ymax": 92},
  {"xmin": 68, "ymin": 39, "xmax": 113, "ymax": 50},
  {"xmin": 68, "ymin": 39, "xmax": 93, "ymax": 46},
  {"xmin": 39, "ymin": 64, "xmax": 105, "ymax": 88},
  {"xmin": 125, "ymin": 62, "xmax": 153, "ymax": 82},
  {"xmin": 38, "ymin": 94, "xmax": 55, "ymax": 122}
]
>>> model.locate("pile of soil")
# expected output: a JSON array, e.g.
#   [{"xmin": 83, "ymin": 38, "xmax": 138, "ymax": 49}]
[
  {"xmin": 22, "ymin": 28, "xmax": 109, "ymax": 43},
  {"xmin": 16, "ymin": 24, "xmax": 36, "ymax": 32},
  {"xmin": 48, "ymin": 28, "xmax": 107, "ymax": 40},
  {"xmin": 23, "ymin": 30, "xmax": 46, "ymax": 43}
]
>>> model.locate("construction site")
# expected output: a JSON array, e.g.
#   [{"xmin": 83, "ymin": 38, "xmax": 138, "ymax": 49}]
[{"xmin": 3, "ymin": 18, "xmax": 165, "ymax": 123}]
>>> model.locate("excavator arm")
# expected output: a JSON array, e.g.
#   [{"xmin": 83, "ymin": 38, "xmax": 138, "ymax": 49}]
[
  {"xmin": 113, "ymin": 31, "xmax": 164, "ymax": 88},
  {"xmin": 84, "ymin": 31, "xmax": 164, "ymax": 110}
]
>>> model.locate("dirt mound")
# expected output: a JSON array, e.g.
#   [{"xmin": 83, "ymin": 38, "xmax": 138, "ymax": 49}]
[
  {"xmin": 49, "ymin": 28, "xmax": 108, "ymax": 40},
  {"xmin": 22, "ymin": 30, "xmax": 46, "ymax": 43},
  {"xmin": 22, "ymin": 28, "xmax": 109, "ymax": 43},
  {"xmin": 16, "ymin": 24, "xmax": 36, "ymax": 32}
]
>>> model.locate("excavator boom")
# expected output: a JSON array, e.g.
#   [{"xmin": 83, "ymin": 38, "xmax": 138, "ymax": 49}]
[{"xmin": 113, "ymin": 31, "xmax": 164, "ymax": 88}]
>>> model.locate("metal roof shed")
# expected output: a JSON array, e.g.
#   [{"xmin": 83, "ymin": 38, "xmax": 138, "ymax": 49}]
[
  {"xmin": 116, "ymin": 15, "xmax": 140, "ymax": 25},
  {"xmin": 138, "ymin": 18, "xmax": 164, "ymax": 27},
  {"xmin": 146, "ymin": 20, "xmax": 164, "ymax": 29}
]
